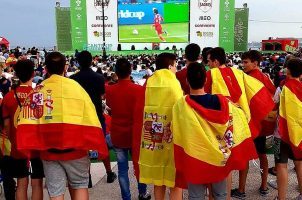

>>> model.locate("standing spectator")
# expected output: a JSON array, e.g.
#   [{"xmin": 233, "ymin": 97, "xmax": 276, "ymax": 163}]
[
  {"xmin": 2, "ymin": 60, "xmax": 44, "ymax": 200},
  {"xmin": 276, "ymin": 58, "xmax": 302, "ymax": 200},
  {"xmin": 176, "ymin": 43, "xmax": 201, "ymax": 95},
  {"xmin": 70, "ymin": 51, "xmax": 117, "ymax": 183},
  {"xmin": 16, "ymin": 52, "xmax": 108, "ymax": 200},
  {"xmin": 138, "ymin": 53, "xmax": 183, "ymax": 200},
  {"xmin": 106, "ymin": 58, "xmax": 151, "ymax": 200}
]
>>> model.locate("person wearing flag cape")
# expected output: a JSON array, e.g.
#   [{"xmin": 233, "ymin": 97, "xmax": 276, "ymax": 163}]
[
  {"xmin": 16, "ymin": 52, "xmax": 108, "ymax": 200},
  {"xmin": 138, "ymin": 53, "xmax": 183, "ymax": 200},
  {"xmin": 204, "ymin": 47, "xmax": 275, "ymax": 199},
  {"xmin": 172, "ymin": 62, "xmax": 257, "ymax": 200},
  {"xmin": 276, "ymin": 58, "xmax": 302, "ymax": 200},
  {"xmin": 231, "ymin": 50, "xmax": 276, "ymax": 198}
]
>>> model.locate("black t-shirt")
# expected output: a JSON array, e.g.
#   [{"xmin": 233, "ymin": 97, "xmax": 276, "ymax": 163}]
[
  {"xmin": 70, "ymin": 68, "xmax": 105, "ymax": 122},
  {"xmin": 190, "ymin": 94, "xmax": 221, "ymax": 110}
]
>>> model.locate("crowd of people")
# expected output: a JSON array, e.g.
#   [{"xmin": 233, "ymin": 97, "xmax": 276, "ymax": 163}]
[{"xmin": 0, "ymin": 44, "xmax": 301, "ymax": 200}]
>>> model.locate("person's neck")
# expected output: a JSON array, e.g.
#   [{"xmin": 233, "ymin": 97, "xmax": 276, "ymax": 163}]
[
  {"xmin": 190, "ymin": 88, "xmax": 206, "ymax": 96},
  {"xmin": 219, "ymin": 64, "xmax": 227, "ymax": 68},
  {"xmin": 20, "ymin": 80, "xmax": 32, "ymax": 87},
  {"xmin": 120, "ymin": 76, "xmax": 131, "ymax": 81},
  {"xmin": 186, "ymin": 60, "xmax": 193, "ymax": 67}
]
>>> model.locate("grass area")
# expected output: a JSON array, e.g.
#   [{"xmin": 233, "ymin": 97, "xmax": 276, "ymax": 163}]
[{"xmin": 119, "ymin": 22, "xmax": 189, "ymax": 43}]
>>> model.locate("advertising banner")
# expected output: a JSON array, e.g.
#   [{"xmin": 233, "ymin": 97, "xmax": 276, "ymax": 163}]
[
  {"xmin": 234, "ymin": 8, "xmax": 249, "ymax": 52},
  {"xmin": 189, "ymin": 0, "xmax": 221, "ymax": 48},
  {"xmin": 118, "ymin": 4, "xmax": 164, "ymax": 25},
  {"xmin": 219, "ymin": 0, "xmax": 235, "ymax": 52},
  {"xmin": 86, "ymin": 0, "xmax": 118, "ymax": 51},
  {"xmin": 56, "ymin": 7, "xmax": 72, "ymax": 52},
  {"xmin": 70, "ymin": 0, "xmax": 88, "ymax": 50}
]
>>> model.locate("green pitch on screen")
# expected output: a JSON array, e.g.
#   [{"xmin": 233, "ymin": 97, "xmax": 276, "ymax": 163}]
[{"xmin": 119, "ymin": 22, "xmax": 189, "ymax": 43}]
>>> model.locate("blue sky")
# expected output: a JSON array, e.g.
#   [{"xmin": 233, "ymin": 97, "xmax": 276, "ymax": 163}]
[{"xmin": 0, "ymin": 0, "xmax": 301, "ymax": 48}]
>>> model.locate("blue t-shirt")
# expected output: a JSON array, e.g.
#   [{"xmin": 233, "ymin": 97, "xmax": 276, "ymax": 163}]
[{"xmin": 190, "ymin": 94, "xmax": 221, "ymax": 110}]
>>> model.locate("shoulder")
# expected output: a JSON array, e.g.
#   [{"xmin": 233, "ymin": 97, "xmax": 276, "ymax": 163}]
[{"xmin": 2, "ymin": 90, "xmax": 14, "ymax": 102}]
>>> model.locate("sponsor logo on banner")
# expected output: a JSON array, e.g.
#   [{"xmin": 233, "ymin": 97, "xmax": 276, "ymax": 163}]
[
  {"xmin": 196, "ymin": 31, "xmax": 214, "ymax": 37},
  {"xmin": 118, "ymin": 10, "xmax": 145, "ymax": 20},
  {"xmin": 94, "ymin": 0, "xmax": 109, "ymax": 12},
  {"xmin": 96, "ymin": 16, "xmax": 108, "ymax": 20},
  {"xmin": 199, "ymin": 0, "xmax": 212, "ymax": 13},
  {"xmin": 199, "ymin": 16, "xmax": 212, "ymax": 21},
  {"xmin": 195, "ymin": 24, "xmax": 216, "ymax": 27},
  {"xmin": 93, "ymin": 31, "xmax": 112, "ymax": 37}
]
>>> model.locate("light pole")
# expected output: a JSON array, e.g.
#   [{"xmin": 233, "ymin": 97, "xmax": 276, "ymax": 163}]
[{"xmin": 101, "ymin": 0, "xmax": 109, "ymax": 60}]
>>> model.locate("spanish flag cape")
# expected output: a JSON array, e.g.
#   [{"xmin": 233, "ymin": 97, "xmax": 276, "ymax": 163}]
[
  {"xmin": 205, "ymin": 67, "xmax": 275, "ymax": 138},
  {"xmin": 16, "ymin": 75, "xmax": 108, "ymax": 159},
  {"xmin": 279, "ymin": 79, "xmax": 302, "ymax": 158},
  {"xmin": 173, "ymin": 95, "xmax": 257, "ymax": 184},
  {"xmin": 138, "ymin": 69, "xmax": 183, "ymax": 188}
]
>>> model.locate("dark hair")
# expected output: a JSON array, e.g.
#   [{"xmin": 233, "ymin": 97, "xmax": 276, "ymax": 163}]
[
  {"xmin": 285, "ymin": 58, "xmax": 302, "ymax": 78},
  {"xmin": 156, "ymin": 53, "xmax": 176, "ymax": 70},
  {"xmin": 208, "ymin": 47, "xmax": 226, "ymax": 65},
  {"xmin": 187, "ymin": 62, "xmax": 206, "ymax": 90},
  {"xmin": 115, "ymin": 58, "xmax": 131, "ymax": 79},
  {"xmin": 15, "ymin": 60, "xmax": 35, "ymax": 83},
  {"xmin": 153, "ymin": 8, "xmax": 158, "ymax": 14},
  {"xmin": 185, "ymin": 43, "xmax": 201, "ymax": 62},
  {"xmin": 45, "ymin": 52, "xmax": 66, "ymax": 75},
  {"xmin": 241, "ymin": 50, "xmax": 262, "ymax": 66},
  {"xmin": 202, "ymin": 47, "xmax": 213, "ymax": 65},
  {"xmin": 78, "ymin": 50, "xmax": 92, "ymax": 68}
]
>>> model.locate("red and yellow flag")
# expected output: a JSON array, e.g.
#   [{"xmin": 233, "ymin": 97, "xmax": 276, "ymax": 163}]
[
  {"xmin": 173, "ymin": 95, "xmax": 257, "ymax": 184},
  {"xmin": 279, "ymin": 79, "xmax": 302, "ymax": 158},
  {"xmin": 138, "ymin": 69, "xmax": 183, "ymax": 188},
  {"xmin": 16, "ymin": 75, "xmax": 108, "ymax": 158},
  {"xmin": 205, "ymin": 68, "xmax": 275, "ymax": 138}
]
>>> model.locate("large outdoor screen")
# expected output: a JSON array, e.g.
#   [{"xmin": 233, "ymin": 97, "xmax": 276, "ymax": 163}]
[{"xmin": 118, "ymin": 0, "xmax": 189, "ymax": 43}]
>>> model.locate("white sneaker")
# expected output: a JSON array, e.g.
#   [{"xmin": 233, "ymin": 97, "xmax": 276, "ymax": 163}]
[{"xmin": 268, "ymin": 179, "xmax": 278, "ymax": 190}]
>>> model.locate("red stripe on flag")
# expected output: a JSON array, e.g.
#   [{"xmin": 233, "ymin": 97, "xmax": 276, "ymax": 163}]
[
  {"xmin": 249, "ymin": 87, "xmax": 275, "ymax": 138},
  {"xmin": 16, "ymin": 123, "xmax": 108, "ymax": 159},
  {"xmin": 174, "ymin": 138, "xmax": 257, "ymax": 185}
]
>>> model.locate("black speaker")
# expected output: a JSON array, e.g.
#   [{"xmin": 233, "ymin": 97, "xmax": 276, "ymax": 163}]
[
  {"xmin": 131, "ymin": 45, "xmax": 135, "ymax": 50},
  {"xmin": 117, "ymin": 44, "xmax": 121, "ymax": 51}
]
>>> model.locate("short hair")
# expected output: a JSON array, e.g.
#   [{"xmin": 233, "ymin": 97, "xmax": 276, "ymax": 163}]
[
  {"xmin": 208, "ymin": 47, "xmax": 226, "ymax": 65},
  {"xmin": 285, "ymin": 58, "xmax": 302, "ymax": 78},
  {"xmin": 153, "ymin": 8, "xmax": 158, "ymax": 14},
  {"xmin": 78, "ymin": 50, "xmax": 92, "ymax": 69},
  {"xmin": 156, "ymin": 53, "xmax": 176, "ymax": 70},
  {"xmin": 115, "ymin": 58, "xmax": 131, "ymax": 79},
  {"xmin": 187, "ymin": 62, "xmax": 206, "ymax": 90},
  {"xmin": 185, "ymin": 43, "xmax": 201, "ymax": 62},
  {"xmin": 241, "ymin": 50, "xmax": 262, "ymax": 66},
  {"xmin": 45, "ymin": 52, "xmax": 66, "ymax": 75},
  {"xmin": 14, "ymin": 60, "xmax": 34, "ymax": 83},
  {"xmin": 202, "ymin": 47, "xmax": 213, "ymax": 65}
]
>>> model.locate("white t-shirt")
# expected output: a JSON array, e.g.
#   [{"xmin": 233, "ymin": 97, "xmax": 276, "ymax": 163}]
[{"xmin": 0, "ymin": 55, "xmax": 6, "ymax": 63}]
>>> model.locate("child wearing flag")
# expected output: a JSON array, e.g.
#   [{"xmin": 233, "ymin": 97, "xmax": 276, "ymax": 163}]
[
  {"xmin": 16, "ymin": 52, "xmax": 108, "ymax": 200},
  {"xmin": 172, "ymin": 62, "xmax": 257, "ymax": 200},
  {"xmin": 276, "ymin": 58, "xmax": 302, "ymax": 200},
  {"xmin": 138, "ymin": 53, "xmax": 183, "ymax": 200}
]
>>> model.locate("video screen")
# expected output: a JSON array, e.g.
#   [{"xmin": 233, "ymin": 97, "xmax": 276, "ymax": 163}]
[{"xmin": 118, "ymin": 0, "xmax": 189, "ymax": 43}]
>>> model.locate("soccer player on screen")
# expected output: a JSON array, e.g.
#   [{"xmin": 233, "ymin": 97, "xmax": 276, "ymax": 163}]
[{"xmin": 153, "ymin": 8, "xmax": 166, "ymax": 42}]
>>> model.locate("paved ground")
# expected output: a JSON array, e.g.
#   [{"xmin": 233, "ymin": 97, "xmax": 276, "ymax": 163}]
[{"xmin": 0, "ymin": 155, "xmax": 299, "ymax": 199}]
